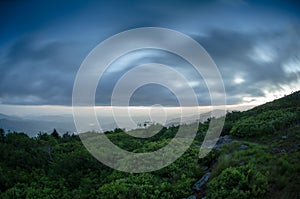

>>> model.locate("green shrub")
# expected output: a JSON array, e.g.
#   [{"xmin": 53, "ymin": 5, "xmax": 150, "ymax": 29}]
[
  {"xmin": 207, "ymin": 165, "xmax": 268, "ymax": 199},
  {"xmin": 230, "ymin": 110, "xmax": 298, "ymax": 137}
]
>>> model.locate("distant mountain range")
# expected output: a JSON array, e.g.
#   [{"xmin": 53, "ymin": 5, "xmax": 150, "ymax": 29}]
[
  {"xmin": 0, "ymin": 113, "xmax": 144, "ymax": 136},
  {"xmin": 0, "ymin": 113, "xmax": 77, "ymax": 137},
  {"xmin": 0, "ymin": 109, "xmax": 229, "ymax": 137},
  {"xmin": 1, "ymin": 113, "xmax": 141, "ymax": 137}
]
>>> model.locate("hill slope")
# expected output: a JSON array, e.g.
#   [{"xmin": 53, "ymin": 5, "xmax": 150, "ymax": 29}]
[
  {"xmin": 0, "ymin": 91, "xmax": 299, "ymax": 198},
  {"xmin": 204, "ymin": 91, "xmax": 300, "ymax": 199}
]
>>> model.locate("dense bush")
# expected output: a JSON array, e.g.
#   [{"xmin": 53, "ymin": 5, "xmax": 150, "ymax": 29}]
[
  {"xmin": 230, "ymin": 110, "xmax": 298, "ymax": 137},
  {"xmin": 207, "ymin": 165, "xmax": 268, "ymax": 199},
  {"xmin": 0, "ymin": 129, "xmax": 201, "ymax": 199}
]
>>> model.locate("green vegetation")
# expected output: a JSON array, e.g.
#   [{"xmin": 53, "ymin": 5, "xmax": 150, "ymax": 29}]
[
  {"xmin": 0, "ymin": 129, "xmax": 204, "ymax": 198},
  {"xmin": 0, "ymin": 91, "xmax": 300, "ymax": 198},
  {"xmin": 230, "ymin": 110, "xmax": 298, "ymax": 137},
  {"xmin": 207, "ymin": 91, "xmax": 300, "ymax": 198},
  {"xmin": 207, "ymin": 165, "xmax": 268, "ymax": 199}
]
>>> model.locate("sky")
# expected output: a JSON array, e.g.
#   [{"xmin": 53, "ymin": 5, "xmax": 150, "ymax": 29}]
[{"xmin": 0, "ymin": 0, "xmax": 300, "ymax": 117}]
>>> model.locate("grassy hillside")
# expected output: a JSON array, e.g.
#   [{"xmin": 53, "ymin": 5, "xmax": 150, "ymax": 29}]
[
  {"xmin": 207, "ymin": 91, "xmax": 300, "ymax": 198},
  {"xmin": 0, "ymin": 91, "xmax": 299, "ymax": 198}
]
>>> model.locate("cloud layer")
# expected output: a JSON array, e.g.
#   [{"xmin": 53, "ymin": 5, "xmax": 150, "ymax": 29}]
[{"xmin": 0, "ymin": 0, "xmax": 300, "ymax": 107}]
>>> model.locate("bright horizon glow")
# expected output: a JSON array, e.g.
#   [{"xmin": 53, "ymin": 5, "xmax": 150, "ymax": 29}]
[
  {"xmin": 0, "ymin": 103, "xmax": 255, "ymax": 131},
  {"xmin": 0, "ymin": 104, "xmax": 255, "ymax": 117},
  {"xmin": 2, "ymin": 85, "xmax": 298, "ymax": 117}
]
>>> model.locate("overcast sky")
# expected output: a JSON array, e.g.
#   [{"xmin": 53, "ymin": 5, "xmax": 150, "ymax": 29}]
[{"xmin": 0, "ymin": 0, "xmax": 300, "ymax": 116}]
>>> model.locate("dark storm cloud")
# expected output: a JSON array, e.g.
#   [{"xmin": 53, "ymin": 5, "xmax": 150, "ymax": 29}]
[
  {"xmin": 0, "ymin": 36, "xmax": 89, "ymax": 105},
  {"xmin": 0, "ymin": 0, "xmax": 300, "ymax": 106},
  {"xmin": 195, "ymin": 26, "xmax": 300, "ymax": 104},
  {"xmin": 98, "ymin": 25, "xmax": 300, "ymax": 106},
  {"xmin": 1, "ymin": 26, "xmax": 300, "ymax": 106}
]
